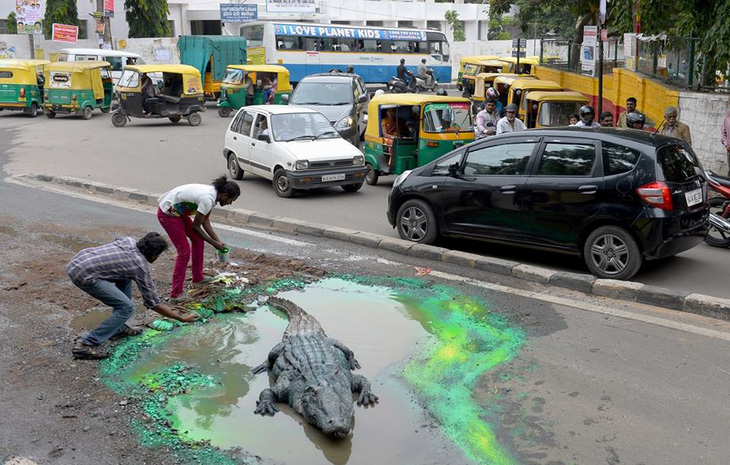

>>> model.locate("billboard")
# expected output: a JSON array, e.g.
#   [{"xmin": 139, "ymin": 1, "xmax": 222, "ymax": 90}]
[
  {"xmin": 267, "ymin": 0, "xmax": 316, "ymax": 14},
  {"xmin": 52, "ymin": 23, "xmax": 79, "ymax": 44},
  {"xmin": 15, "ymin": 0, "xmax": 43, "ymax": 35},
  {"xmin": 220, "ymin": 4, "xmax": 258, "ymax": 22},
  {"xmin": 581, "ymin": 26, "xmax": 597, "ymax": 75}
]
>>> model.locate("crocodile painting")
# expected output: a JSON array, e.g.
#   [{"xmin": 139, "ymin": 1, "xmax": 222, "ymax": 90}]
[{"xmin": 252, "ymin": 297, "xmax": 378, "ymax": 439}]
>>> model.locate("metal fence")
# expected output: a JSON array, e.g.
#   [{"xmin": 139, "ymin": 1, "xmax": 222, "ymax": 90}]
[
  {"xmin": 537, "ymin": 38, "xmax": 624, "ymax": 77},
  {"xmin": 635, "ymin": 36, "xmax": 701, "ymax": 89}
]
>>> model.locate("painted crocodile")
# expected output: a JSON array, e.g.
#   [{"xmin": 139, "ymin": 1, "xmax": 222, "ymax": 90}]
[{"xmin": 252, "ymin": 297, "xmax": 378, "ymax": 439}]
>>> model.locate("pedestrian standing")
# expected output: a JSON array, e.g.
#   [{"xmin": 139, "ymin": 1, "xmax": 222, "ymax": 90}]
[
  {"xmin": 617, "ymin": 97, "xmax": 655, "ymax": 128},
  {"xmin": 722, "ymin": 102, "xmax": 730, "ymax": 175},
  {"xmin": 67, "ymin": 233, "xmax": 198, "ymax": 359},
  {"xmin": 496, "ymin": 103, "xmax": 526, "ymax": 134},
  {"xmin": 599, "ymin": 111, "xmax": 614, "ymax": 127},
  {"xmin": 157, "ymin": 176, "xmax": 240, "ymax": 299},
  {"xmin": 658, "ymin": 106, "xmax": 692, "ymax": 145}
]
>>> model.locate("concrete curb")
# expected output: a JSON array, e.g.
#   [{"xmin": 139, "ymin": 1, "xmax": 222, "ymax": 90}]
[{"xmin": 19, "ymin": 172, "xmax": 730, "ymax": 322}]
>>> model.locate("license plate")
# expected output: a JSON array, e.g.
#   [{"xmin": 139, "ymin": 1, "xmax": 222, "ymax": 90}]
[
  {"xmin": 685, "ymin": 188, "xmax": 702, "ymax": 207},
  {"xmin": 322, "ymin": 173, "xmax": 345, "ymax": 182}
]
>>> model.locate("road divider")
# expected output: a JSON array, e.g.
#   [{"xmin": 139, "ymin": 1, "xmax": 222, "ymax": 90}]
[{"xmin": 16, "ymin": 172, "xmax": 730, "ymax": 322}]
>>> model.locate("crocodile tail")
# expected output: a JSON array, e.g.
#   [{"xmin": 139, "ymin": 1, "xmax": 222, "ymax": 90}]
[
  {"xmin": 267, "ymin": 297, "xmax": 325, "ymax": 337},
  {"xmin": 267, "ymin": 297, "xmax": 304, "ymax": 318}
]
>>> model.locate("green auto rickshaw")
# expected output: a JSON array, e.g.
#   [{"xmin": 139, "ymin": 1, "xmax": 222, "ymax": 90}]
[
  {"xmin": 0, "ymin": 59, "xmax": 50, "ymax": 117},
  {"xmin": 364, "ymin": 94, "xmax": 474, "ymax": 186},
  {"xmin": 217, "ymin": 64, "xmax": 292, "ymax": 117},
  {"xmin": 43, "ymin": 61, "xmax": 113, "ymax": 119}
]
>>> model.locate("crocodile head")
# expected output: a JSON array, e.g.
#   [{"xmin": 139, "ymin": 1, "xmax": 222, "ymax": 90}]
[{"xmin": 301, "ymin": 382, "xmax": 354, "ymax": 439}]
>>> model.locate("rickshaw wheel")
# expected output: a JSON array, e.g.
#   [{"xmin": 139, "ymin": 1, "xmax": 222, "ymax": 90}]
[
  {"xmin": 169, "ymin": 116, "xmax": 181, "ymax": 124},
  {"xmin": 111, "ymin": 113, "xmax": 127, "ymax": 127},
  {"xmin": 218, "ymin": 107, "xmax": 231, "ymax": 118},
  {"xmin": 365, "ymin": 164, "xmax": 379, "ymax": 186},
  {"xmin": 188, "ymin": 113, "xmax": 202, "ymax": 126},
  {"xmin": 27, "ymin": 103, "xmax": 39, "ymax": 117},
  {"xmin": 82, "ymin": 106, "xmax": 93, "ymax": 120},
  {"xmin": 45, "ymin": 110, "xmax": 56, "ymax": 119}
]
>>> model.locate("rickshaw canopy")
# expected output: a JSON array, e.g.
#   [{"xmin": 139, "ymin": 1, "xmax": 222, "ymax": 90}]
[
  {"xmin": 365, "ymin": 94, "xmax": 472, "ymax": 138},
  {"xmin": 0, "ymin": 59, "xmax": 50, "ymax": 71},
  {"xmin": 511, "ymin": 78, "xmax": 562, "ymax": 92},
  {"xmin": 224, "ymin": 64, "xmax": 292, "ymax": 92},
  {"xmin": 525, "ymin": 91, "xmax": 588, "ymax": 103},
  {"xmin": 120, "ymin": 64, "xmax": 203, "ymax": 96},
  {"xmin": 459, "ymin": 55, "xmax": 499, "ymax": 68},
  {"xmin": 0, "ymin": 59, "xmax": 49, "ymax": 84},
  {"xmin": 44, "ymin": 60, "xmax": 111, "ymax": 99},
  {"xmin": 45, "ymin": 61, "xmax": 111, "ymax": 73},
  {"xmin": 126, "ymin": 64, "xmax": 201, "ymax": 77},
  {"xmin": 474, "ymin": 72, "xmax": 521, "ymax": 100},
  {"xmin": 493, "ymin": 75, "xmax": 536, "ymax": 87}
]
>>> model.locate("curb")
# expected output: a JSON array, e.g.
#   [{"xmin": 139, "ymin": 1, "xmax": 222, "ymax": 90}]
[{"xmin": 19, "ymin": 172, "xmax": 730, "ymax": 322}]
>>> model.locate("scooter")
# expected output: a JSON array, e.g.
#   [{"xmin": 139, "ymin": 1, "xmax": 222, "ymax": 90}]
[
  {"xmin": 704, "ymin": 170, "xmax": 730, "ymax": 247},
  {"xmin": 415, "ymin": 70, "xmax": 439, "ymax": 92},
  {"xmin": 387, "ymin": 73, "xmax": 418, "ymax": 94}
]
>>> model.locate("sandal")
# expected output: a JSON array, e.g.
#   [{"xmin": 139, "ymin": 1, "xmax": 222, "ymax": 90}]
[
  {"xmin": 110, "ymin": 325, "xmax": 144, "ymax": 340},
  {"xmin": 72, "ymin": 342, "xmax": 109, "ymax": 360}
]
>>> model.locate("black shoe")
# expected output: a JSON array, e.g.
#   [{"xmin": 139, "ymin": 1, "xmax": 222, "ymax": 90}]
[{"xmin": 72, "ymin": 342, "xmax": 109, "ymax": 360}]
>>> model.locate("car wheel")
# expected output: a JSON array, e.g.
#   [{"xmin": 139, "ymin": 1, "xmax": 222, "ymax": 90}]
[
  {"xmin": 342, "ymin": 183, "xmax": 363, "ymax": 193},
  {"xmin": 82, "ymin": 106, "xmax": 93, "ymax": 120},
  {"xmin": 188, "ymin": 112, "xmax": 202, "ymax": 126},
  {"xmin": 218, "ymin": 107, "xmax": 231, "ymax": 118},
  {"xmin": 27, "ymin": 103, "xmax": 39, "ymax": 117},
  {"xmin": 396, "ymin": 199, "xmax": 438, "ymax": 244},
  {"xmin": 228, "ymin": 153, "xmax": 244, "ymax": 180},
  {"xmin": 704, "ymin": 197, "xmax": 730, "ymax": 247},
  {"xmin": 111, "ymin": 113, "xmax": 127, "ymax": 127},
  {"xmin": 273, "ymin": 168, "xmax": 294, "ymax": 198},
  {"xmin": 583, "ymin": 225, "xmax": 642, "ymax": 280},
  {"xmin": 365, "ymin": 164, "xmax": 379, "ymax": 186}
]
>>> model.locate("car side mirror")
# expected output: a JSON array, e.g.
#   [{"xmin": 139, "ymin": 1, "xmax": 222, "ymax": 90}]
[
  {"xmin": 280, "ymin": 94, "xmax": 289, "ymax": 104},
  {"xmin": 258, "ymin": 134, "xmax": 271, "ymax": 143},
  {"xmin": 358, "ymin": 94, "xmax": 368, "ymax": 104}
]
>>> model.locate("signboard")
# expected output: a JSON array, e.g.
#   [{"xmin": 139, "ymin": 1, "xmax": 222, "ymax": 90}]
[
  {"xmin": 581, "ymin": 26, "xmax": 597, "ymax": 75},
  {"xmin": 95, "ymin": 19, "xmax": 105, "ymax": 35},
  {"xmin": 52, "ymin": 23, "xmax": 79, "ymax": 44},
  {"xmin": 247, "ymin": 46, "xmax": 266, "ymax": 65},
  {"xmin": 511, "ymin": 38, "xmax": 526, "ymax": 58},
  {"xmin": 220, "ymin": 4, "xmax": 258, "ymax": 22},
  {"xmin": 273, "ymin": 24, "xmax": 427, "ymax": 41},
  {"xmin": 15, "ymin": 0, "xmax": 42, "ymax": 35},
  {"xmin": 267, "ymin": 0, "xmax": 316, "ymax": 14},
  {"xmin": 104, "ymin": 0, "xmax": 115, "ymax": 18}
]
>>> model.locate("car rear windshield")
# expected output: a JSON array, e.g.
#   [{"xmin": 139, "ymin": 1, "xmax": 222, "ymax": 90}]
[
  {"xmin": 657, "ymin": 144, "xmax": 702, "ymax": 183},
  {"xmin": 290, "ymin": 82, "xmax": 352, "ymax": 105}
]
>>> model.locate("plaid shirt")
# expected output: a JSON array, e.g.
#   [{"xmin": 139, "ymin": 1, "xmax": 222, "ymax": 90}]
[{"xmin": 66, "ymin": 237, "xmax": 162, "ymax": 309}]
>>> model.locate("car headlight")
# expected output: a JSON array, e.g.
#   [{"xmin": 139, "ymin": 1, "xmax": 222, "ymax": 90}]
[
  {"xmin": 295, "ymin": 160, "xmax": 309, "ymax": 170},
  {"xmin": 353, "ymin": 155, "xmax": 364, "ymax": 166},
  {"xmin": 335, "ymin": 116, "xmax": 354, "ymax": 130},
  {"xmin": 393, "ymin": 170, "xmax": 412, "ymax": 189}
]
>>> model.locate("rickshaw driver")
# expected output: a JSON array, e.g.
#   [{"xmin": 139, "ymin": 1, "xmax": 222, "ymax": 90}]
[
  {"xmin": 141, "ymin": 73, "xmax": 156, "ymax": 113},
  {"xmin": 244, "ymin": 72, "xmax": 254, "ymax": 106}
]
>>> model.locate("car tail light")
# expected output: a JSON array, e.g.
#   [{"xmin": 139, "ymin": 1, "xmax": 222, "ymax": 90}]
[
  {"xmin": 637, "ymin": 182, "xmax": 673, "ymax": 211},
  {"xmin": 20, "ymin": 88, "xmax": 25, "ymax": 98}
]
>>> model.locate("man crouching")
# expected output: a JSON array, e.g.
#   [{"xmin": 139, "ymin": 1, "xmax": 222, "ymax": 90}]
[{"xmin": 67, "ymin": 232, "xmax": 198, "ymax": 360}]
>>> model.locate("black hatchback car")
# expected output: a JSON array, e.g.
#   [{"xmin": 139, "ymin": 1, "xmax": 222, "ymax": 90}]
[{"xmin": 387, "ymin": 128, "xmax": 709, "ymax": 280}]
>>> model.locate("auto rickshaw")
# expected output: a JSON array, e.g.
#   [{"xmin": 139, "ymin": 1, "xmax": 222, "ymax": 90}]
[
  {"xmin": 43, "ymin": 61, "xmax": 113, "ymax": 119},
  {"xmin": 216, "ymin": 64, "xmax": 292, "ymax": 117},
  {"xmin": 497, "ymin": 57, "xmax": 540, "ymax": 75},
  {"xmin": 460, "ymin": 59, "xmax": 511, "ymax": 97},
  {"xmin": 473, "ymin": 72, "xmax": 522, "ymax": 112},
  {"xmin": 508, "ymin": 78, "xmax": 563, "ymax": 120},
  {"xmin": 524, "ymin": 91, "xmax": 589, "ymax": 128},
  {"xmin": 456, "ymin": 55, "xmax": 497, "ymax": 91},
  {"xmin": 111, "ymin": 64, "xmax": 205, "ymax": 127},
  {"xmin": 493, "ymin": 75, "xmax": 536, "ymax": 115},
  {"xmin": 363, "ymin": 94, "xmax": 474, "ymax": 186},
  {"xmin": 0, "ymin": 59, "xmax": 50, "ymax": 117}
]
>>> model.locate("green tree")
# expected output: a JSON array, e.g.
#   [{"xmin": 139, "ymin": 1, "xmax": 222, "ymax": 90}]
[
  {"xmin": 125, "ymin": 0, "xmax": 171, "ymax": 38},
  {"xmin": 488, "ymin": 14, "xmax": 512, "ymax": 40},
  {"xmin": 6, "ymin": 12, "xmax": 17, "ymax": 34},
  {"xmin": 445, "ymin": 10, "xmax": 466, "ymax": 42},
  {"xmin": 43, "ymin": 0, "xmax": 80, "ymax": 39}
]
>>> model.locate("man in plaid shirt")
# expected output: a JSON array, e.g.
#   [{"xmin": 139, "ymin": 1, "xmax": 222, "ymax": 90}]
[{"xmin": 67, "ymin": 232, "xmax": 197, "ymax": 359}]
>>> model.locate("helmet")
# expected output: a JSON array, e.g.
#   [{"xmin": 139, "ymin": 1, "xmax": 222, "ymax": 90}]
[
  {"xmin": 346, "ymin": 65, "xmax": 354, "ymax": 73},
  {"xmin": 505, "ymin": 103, "xmax": 518, "ymax": 113},
  {"xmin": 436, "ymin": 88, "xmax": 448, "ymax": 96},
  {"xmin": 485, "ymin": 87, "xmax": 500, "ymax": 102},
  {"xmin": 400, "ymin": 58, "xmax": 405, "ymax": 64},
  {"xmin": 627, "ymin": 111, "xmax": 646, "ymax": 126},
  {"xmin": 421, "ymin": 58, "xmax": 427, "ymax": 63},
  {"xmin": 579, "ymin": 105, "xmax": 595, "ymax": 117}
]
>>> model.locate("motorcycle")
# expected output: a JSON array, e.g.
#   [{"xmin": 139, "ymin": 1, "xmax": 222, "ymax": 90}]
[
  {"xmin": 704, "ymin": 170, "xmax": 730, "ymax": 247},
  {"xmin": 415, "ymin": 70, "xmax": 439, "ymax": 92},
  {"xmin": 387, "ymin": 73, "xmax": 418, "ymax": 94}
]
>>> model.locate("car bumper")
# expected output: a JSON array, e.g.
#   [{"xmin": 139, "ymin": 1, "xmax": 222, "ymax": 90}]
[
  {"xmin": 640, "ymin": 216, "xmax": 709, "ymax": 260},
  {"xmin": 286, "ymin": 166, "xmax": 367, "ymax": 190}
]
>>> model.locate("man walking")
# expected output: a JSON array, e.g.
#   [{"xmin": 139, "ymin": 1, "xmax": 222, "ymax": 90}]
[
  {"xmin": 67, "ymin": 233, "xmax": 197, "ymax": 360},
  {"xmin": 496, "ymin": 103, "xmax": 526, "ymax": 134},
  {"xmin": 617, "ymin": 97, "xmax": 654, "ymax": 128},
  {"xmin": 659, "ymin": 106, "xmax": 692, "ymax": 145}
]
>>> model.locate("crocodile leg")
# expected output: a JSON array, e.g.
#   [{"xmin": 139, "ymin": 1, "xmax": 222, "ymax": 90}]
[
  {"xmin": 254, "ymin": 370, "xmax": 292, "ymax": 416},
  {"xmin": 351, "ymin": 374, "xmax": 379, "ymax": 406},
  {"xmin": 252, "ymin": 341, "xmax": 286, "ymax": 375},
  {"xmin": 327, "ymin": 338, "xmax": 361, "ymax": 370}
]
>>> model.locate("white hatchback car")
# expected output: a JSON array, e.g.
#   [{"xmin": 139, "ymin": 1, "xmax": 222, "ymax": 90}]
[{"xmin": 224, "ymin": 105, "xmax": 368, "ymax": 198}]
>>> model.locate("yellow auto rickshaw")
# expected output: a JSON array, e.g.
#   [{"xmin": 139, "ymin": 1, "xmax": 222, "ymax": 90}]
[
  {"xmin": 456, "ymin": 55, "xmax": 498, "ymax": 91},
  {"xmin": 473, "ymin": 72, "xmax": 522, "ymax": 108},
  {"xmin": 524, "ymin": 91, "xmax": 589, "ymax": 128},
  {"xmin": 497, "ymin": 57, "xmax": 540, "ymax": 75},
  {"xmin": 0, "ymin": 59, "xmax": 49, "ymax": 117},
  {"xmin": 43, "ymin": 61, "xmax": 113, "ymax": 119},
  {"xmin": 363, "ymin": 94, "xmax": 474, "ymax": 185},
  {"xmin": 111, "ymin": 64, "xmax": 205, "ymax": 127},
  {"xmin": 460, "ymin": 59, "xmax": 511, "ymax": 97},
  {"xmin": 508, "ymin": 78, "xmax": 563, "ymax": 119},
  {"xmin": 493, "ymin": 75, "xmax": 537, "ymax": 115},
  {"xmin": 217, "ymin": 64, "xmax": 292, "ymax": 117}
]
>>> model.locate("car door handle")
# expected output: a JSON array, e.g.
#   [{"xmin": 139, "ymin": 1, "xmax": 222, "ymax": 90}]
[
  {"xmin": 233, "ymin": 136, "xmax": 237, "ymax": 140},
  {"xmin": 579, "ymin": 185, "xmax": 598, "ymax": 194},
  {"xmin": 500, "ymin": 185, "xmax": 517, "ymax": 194},
  {"xmin": 251, "ymin": 142, "xmax": 256, "ymax": 147}
]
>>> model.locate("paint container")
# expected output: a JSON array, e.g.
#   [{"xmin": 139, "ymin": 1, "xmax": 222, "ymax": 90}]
[{"xmin": 217, "ymin": 247, "xmax": 230, "ymax": 263}]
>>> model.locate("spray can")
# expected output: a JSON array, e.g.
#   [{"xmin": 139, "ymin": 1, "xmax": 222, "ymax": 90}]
[{"xmin": 217, "ymin": 246, "xmax": 230, "ymax": 263}]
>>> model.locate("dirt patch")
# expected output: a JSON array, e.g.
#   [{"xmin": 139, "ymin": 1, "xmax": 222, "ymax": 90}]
[{"xmin": 0, "ymin": 220, "xmax": 325, "ymax": 464}]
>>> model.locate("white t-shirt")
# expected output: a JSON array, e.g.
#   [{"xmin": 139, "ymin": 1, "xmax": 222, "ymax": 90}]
[
  {"xmin": 158, "ymin": 184, "xmax": 217, "ymax": 217},
  {"xmin": 496, "ymin": 116, "xmax": 526, "ymax": 134},
  {"xmin": 572, "ymin": 121, "xmax": 601, "ymax": 128}
]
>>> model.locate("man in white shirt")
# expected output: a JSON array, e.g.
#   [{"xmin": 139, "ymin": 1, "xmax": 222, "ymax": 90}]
[
  {"xmin": 572, "ymin": 105, "xmax": 601, "ymax": 128},
  {"xmin": 496, "ymin": 103, "xmax": 526, "ymax": 134}
]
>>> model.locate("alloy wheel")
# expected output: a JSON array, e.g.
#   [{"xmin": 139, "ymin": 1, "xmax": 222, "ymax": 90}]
[
  {"xmin": 589, "ymin": 233, "xmax": 630, "ymax": 275},
  {"xmin": 399, "ymin": 205, "xmax": 428, "ymax": 241}
]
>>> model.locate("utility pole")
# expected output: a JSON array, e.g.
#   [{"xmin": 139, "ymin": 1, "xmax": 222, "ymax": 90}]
[{"xmin": 95, "ymin": 0, "xmax": 113, "ymax": 49}]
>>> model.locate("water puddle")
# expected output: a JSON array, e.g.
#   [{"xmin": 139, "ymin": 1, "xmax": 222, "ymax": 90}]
[
  {"xmin": 41, "ymin": 234, "xmax": 99, "ymax": 252},
  {"xmin": 71, "ymin": 308, "xmax": 112, "ymax": 331}
]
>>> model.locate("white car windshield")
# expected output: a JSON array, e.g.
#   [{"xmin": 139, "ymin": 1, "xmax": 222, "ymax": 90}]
[
  {"xmin": 271, "ymin": 112, "xmax": 341, "ymax": 142},
  {"xmin": 290, "ymin": 82, "xmax": 352, "ymax": 105}
]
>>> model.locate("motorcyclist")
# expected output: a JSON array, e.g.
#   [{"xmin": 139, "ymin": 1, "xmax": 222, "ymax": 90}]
[
  {"xmin": 627, "ymin": 111, "xmax": 646, "ymax": 130},
  {"xmin": 346, "ymin": 65, "xmax": 354, "ymax": 74},
  {"xmin": 573, "ymin": 105, "xmax": 601, "ymax": 128},
  {"xmin": 475, "ymin": 88, "xmax": 500, "ymax": 139},
  {"xmin": 417, "ymin": 58, "xmax": 433, "ymax": 88},
  {"xmin": 396, "ymin": 58, "xmax": 413, "ymax": 87}
]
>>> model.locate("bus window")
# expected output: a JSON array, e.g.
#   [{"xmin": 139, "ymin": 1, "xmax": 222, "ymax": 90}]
[
  {"xmin": 241, "ymin": 24, "xmax": 264, "ymax": 46},
  {"xmin": 305, "ymin": 38, "xmax": 319, "ymax": 51},
  {"xmin": 333, "ymin": 39, "xmax": 355, "ymax": 52},
  {"xmin": 409, "ymin": 42, "xmax": 422, "ymax": 53},
  {"xmin": 276, "ymin": 35, "xmax": 301, "ymax": 50},
  {"xmin": 429, "ymin": 40, "xmax": 450, "ymax": 62},
  {"xmin": 391, "ymin": 41, "xmax": 409, "ymax": 53}
]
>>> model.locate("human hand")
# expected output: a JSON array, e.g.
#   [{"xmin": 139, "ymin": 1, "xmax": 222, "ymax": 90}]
[
  {"xmin": 173, "ymin": 307, "xmax": 199, "ymax": 323},
  {"xmin": 216, "ymin": 242, "xmax": 227, "ymax": 251}
]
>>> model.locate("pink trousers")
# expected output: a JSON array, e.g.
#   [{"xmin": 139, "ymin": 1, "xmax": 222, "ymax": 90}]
[{"xmin": 157, "ymin": 208, "xmax": 204, "ymax": 298}]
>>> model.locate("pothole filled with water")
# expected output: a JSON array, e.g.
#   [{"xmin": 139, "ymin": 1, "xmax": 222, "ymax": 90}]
[{"xmin": 102, "ymin": 277, "xmax": 525, "ymax": 465}]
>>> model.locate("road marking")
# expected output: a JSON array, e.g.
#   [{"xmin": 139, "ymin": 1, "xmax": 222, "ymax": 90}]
[
  {"xmin": 430, "ymin": 270, "xmax": 730, "ymax": 342},
  {"xmin": 6, "ymin": 176, "xmax": 311, "ymax": 248}
]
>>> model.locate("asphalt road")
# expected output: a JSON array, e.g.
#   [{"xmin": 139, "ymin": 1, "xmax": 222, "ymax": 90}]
[
  {"xmin": 2, "ymin": 174, "xmax": 730, "ymax": 464},
  {"xmin": 1, "ymin": 104, "xmax": 729, "ymax": 300}
]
